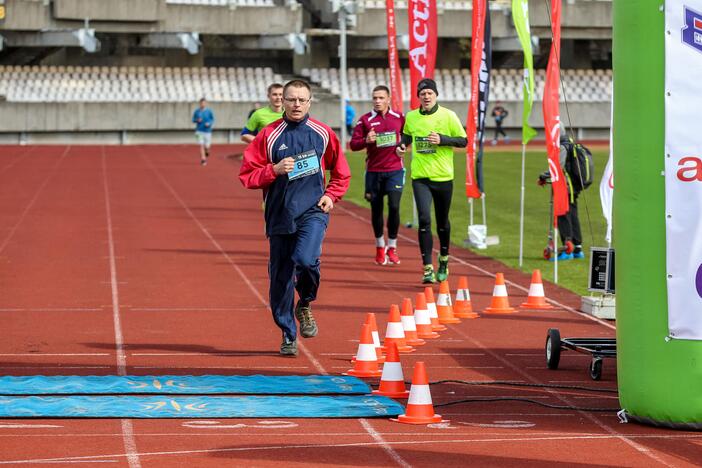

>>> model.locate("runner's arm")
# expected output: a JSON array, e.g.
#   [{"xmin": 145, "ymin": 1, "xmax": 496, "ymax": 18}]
[
  {"xmin": 438, "ymin": 135, "xmax": 468, "ymax": 147},
  {"xmin": 349, "ymin": 120, "xmax": 367, "ymax": 151},
  {"xmin": 239, "ymin": 130, "xmax": 277, "ymax": 189}
]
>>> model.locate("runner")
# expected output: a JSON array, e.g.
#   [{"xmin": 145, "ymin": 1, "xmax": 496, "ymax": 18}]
[
  {"xmin": 239, "ymin": 79, "xmax": 351, "ymax": 356},
  {"xmin": 192, "ymin": 97, "xmax": 214, "ymax": 166},
  {"xmin": 396, "ymin": 78, "xmax": 468, "ymax": 283},
  {"xmin": 241, "ymin": 83, "xmax": 284, "ymax": 144},
  {"xmin": 350, "ymin": 85, "xmax": 405, "ymax": 265}
]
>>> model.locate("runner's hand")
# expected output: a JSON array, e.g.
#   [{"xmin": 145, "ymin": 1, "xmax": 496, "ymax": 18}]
[
  {"xmin": 427, "ymin": 132, "xmax": 441, "ymax": 145},
  {"xmin": 273, "ymin": 157, "xmax": 295, "ymax": 175},
  {"xmin": 366, "ymin": 129, "xmax": 376, "ymax": 144},
  {"xmin": 318, "ymin": 195, "xmax": 334, "ymax": 213},
  {"xmin": 396, "ymin": 144, "xmax": 406, "ymax": 157}
]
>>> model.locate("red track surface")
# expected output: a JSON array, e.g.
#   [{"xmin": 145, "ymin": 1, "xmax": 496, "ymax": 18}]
[{"xmin": 0, "ymin": 145, "xmax": 699, "ymax": 467}]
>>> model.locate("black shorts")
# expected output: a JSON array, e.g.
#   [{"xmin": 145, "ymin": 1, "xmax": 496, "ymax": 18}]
[{"xmin": 364, "ymin": 169, "xmax": 405, "ymax": 202}]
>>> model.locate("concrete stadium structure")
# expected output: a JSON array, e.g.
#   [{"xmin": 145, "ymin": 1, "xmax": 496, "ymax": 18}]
[{"xmin": 0, "ymin": 0, "xmax": 612, "ymax": 143}]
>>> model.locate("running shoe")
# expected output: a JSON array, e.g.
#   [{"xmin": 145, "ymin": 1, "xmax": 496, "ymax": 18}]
[
  {"xmin": 437, "ymin": 255, "xmax": 449, "ymax": 282},
  {"xmin": 294, "ymin": 301, "xmax": 318, "ymax": 338},
  {"xmin": 550, "ymin": 251, "xmax": 573, "ymax": 261},
  {"xmin": 386, "ymin": 247, "xmax": 401, "ymax": 265},
  {"xmin": 200, "ymin": 159, "xmax": 207, "ymax": 166},
  {"xmin": 375, "ymin": 246, "xmax": 388, "ymax": 265},
  {"xmin": 280, "ymin": 336, "xmax": 298, "ymax": 356},
  {"xmin": 422, "ymin": 265, "xmax": 436, "ymax": 284},
  {"xmin": 572, "ymin": 250, "xmax": 585, "ymax": 259}
]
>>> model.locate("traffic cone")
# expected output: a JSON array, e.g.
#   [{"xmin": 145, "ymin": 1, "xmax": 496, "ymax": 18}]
[
  {"xmin": 520, "ymin": 269, "xmax": 555, "ymax": 309},
  {"xmin": 382, "ymin": 304, "xmax": 415, "ymax": 353},
  {"xmin": 424, "ymin": 287, "xmax": 447, "ymax": 331},
  {"xmin": 414, "ymin": 292, "xmax": 440, "ymax": 339},
  {"xmin": 352, "ymin": 313, "xmax": 385, "ymax": 364},
  {"xmin": 345, "ymin": 323, "xmax": 382, "ymax": 377},
  {"xmin": 453, "ymin": 276, "xmax": 479, "ymax": 319},
  {"xmin": 400, "ymin": 298, "xmax": 426, "ymax": 346},
  {"xmin": 395, "ymin": 362, "xmax": 443, "ymax": 424},
  {"xmin": 483, "ymin": 273, "xmax": 516, "ymax": 314},
  {"xmin": 372, "ymin": 341, "xmax": 410, "ymax": 398},
  {"xmin": 437, "ymin": 280, "xmax": 461, "ymax": 324}
]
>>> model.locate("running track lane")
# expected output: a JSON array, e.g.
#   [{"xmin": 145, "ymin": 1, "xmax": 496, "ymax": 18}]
[{"xmin": 0, "ymin": 145, "xmax": 700, "ymax": 467}]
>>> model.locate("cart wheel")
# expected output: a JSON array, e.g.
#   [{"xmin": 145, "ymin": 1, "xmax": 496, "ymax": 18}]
[
  {"xmin": 543, "ymin": 247, "xmax": 552, "ymax": 260},
  {"xmin": 590, "ymin": 358, "xmax": 603, "ymax": 380},
  {"xmin": 565, "ymin": 240, "xmax": 575, "ymax": 254},
  {"xmin": 546, "ymin": 328, "xmax": 561, "ymax": 370}
]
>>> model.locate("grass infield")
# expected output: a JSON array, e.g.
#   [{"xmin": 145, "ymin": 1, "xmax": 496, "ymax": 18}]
[{"xmin": 343, "ymin": 146, "xmax": 610, "ymax": 296}]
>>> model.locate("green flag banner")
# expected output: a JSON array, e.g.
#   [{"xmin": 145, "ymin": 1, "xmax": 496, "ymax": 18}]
[{"xmin": 512, "ymin": 0, "xmax": 537, "ymax": 144}]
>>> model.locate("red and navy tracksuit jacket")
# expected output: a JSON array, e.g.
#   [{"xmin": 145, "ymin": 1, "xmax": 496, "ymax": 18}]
[{"xmin": 239, "ymin": 114, "xmax": 351, "ymax": 236}]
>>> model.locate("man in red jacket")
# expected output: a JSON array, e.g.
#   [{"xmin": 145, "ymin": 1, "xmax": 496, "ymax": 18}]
[
  {"xmin": 350, "ymin": 85, "xmax": 405, "ymax": 265},
  {"xmin": 239, "ymin": 80, "xmax": 351, "ymax": 356}
]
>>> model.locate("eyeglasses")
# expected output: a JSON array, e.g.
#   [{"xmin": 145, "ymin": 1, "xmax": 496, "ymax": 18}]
[{"xmin": 284, "ymin": 97, "xmax": 311, "ymax": 104}]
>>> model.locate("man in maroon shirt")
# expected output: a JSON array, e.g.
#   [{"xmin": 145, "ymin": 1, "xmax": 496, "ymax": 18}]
[{"xmin": 350, "ymin": 85, "xmax": 405, "ymax": 265}]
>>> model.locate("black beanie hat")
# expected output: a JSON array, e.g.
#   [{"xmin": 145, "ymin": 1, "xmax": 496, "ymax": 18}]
[{"xmin": 417, "ymin": 78, "xmax": 438, "ymax": 97}]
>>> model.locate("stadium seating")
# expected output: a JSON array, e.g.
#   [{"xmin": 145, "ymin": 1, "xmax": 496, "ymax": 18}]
[
  {"xmin": 299, "ymin": 67, "xmax": 613, "ymax": 102},
  {"xmin": 0, "ymin": 66, "xmax": 283, "ymax": 103},
  {"xmin": 166, "ymin": 0, "xmax": 276, "ymax": 6}
]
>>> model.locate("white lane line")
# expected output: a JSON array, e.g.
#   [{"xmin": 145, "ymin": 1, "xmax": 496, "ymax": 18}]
[
  {"xmin": 132, "ymin": 366, "xmax": 310, "ymax": 370},
  {"xmin": 0, "ymin": 424, "xmax": 63, "ymax": 429},
  {"xmin": 0, "ymin": 146, "xmax": 70, "ymax": 256},
  {"xmin": 3, "ymin": 433, "xmax": 701, "ymax": 465},
  {"xmin": 131, "ymin": 353, "xmax": 276, "ymax": 357},
  {"xmin": 127, "ymin": 307, "xmax": 265, "ymax": 311},
  {"xmin": 101, "ymin": 146, "xmax": 142, "ymax": 468},
  {"xmin": 0, "ymin": 146, "xmax": 36, "ymax": 175},
  {"xmin": 337, "ymin": 204, "xmax": 616, "ymax": 331},
  {"xmin": 320, "ymin": 353, "xmax": 485, "ymax": 356},
  {"xmin": 0, "ymin": 308, "xmax": 103, "ymax": 312},
  {"xmin": 141, "ymin": 148, "xmax": 410, "ymax": 468},
  {"xmin": 0, "ymin": 366, "xmax": 110, "ymax": 370},
  {"xmin": 0, "ymin": 354, "xmax": 110, "ymax": 357},
  {"xmin": 330, "ymin": 366, "xmax": 503, "ymax": 370}
]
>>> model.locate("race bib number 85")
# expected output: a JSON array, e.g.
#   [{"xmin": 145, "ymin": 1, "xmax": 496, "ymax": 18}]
[{"xmin": 288, "ymin": 150, "xmax": 320, "ymax": 180}]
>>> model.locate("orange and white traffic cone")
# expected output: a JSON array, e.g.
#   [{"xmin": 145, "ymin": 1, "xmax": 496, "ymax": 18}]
[
  {"xmin": 453, "ymin": 276, "xmax": 479, "ymax": 319},
  {"xmin": 437, "ymin": 280, "xmax": 461, "ymax": 324},
  {"xmin": 483, "ymin": 273, "xmax": 516, "ymax": 314},
  {"xmin": 345, "ymin": 323, "xmax": 382, "ymax": 378},
  {"xmin": 352, "ymin": 313, "xmax": 385, "ymax": 364},
  {"xmin": 372, "ymin": 342, "xmax": 410, "ymax": 398},
  {"xmin": 400, "ymin": 298, "xmax": 426, "ymax": 346},
  {"xmin": 395, "ymin": 361, "xmax": 443, "ymax": 424},
  {"xmin": 382, "ymin": 304, "xmax": 415, "ymax": 353},
  {"xmin": 424, "ymin": 287, "xmax": 447, "ymax": 331},
  {"xmin": 414, "ymin": 292, "xmax": 440, "ymax": 339},
  {"xmin": 520, "ymin": 269, "xmax": 555, "ymax": 310}
]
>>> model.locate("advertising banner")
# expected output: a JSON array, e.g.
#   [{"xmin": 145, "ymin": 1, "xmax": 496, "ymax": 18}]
[{"xmin": 408, "ymin": 0, "xmax": 438, "ymax": 109}]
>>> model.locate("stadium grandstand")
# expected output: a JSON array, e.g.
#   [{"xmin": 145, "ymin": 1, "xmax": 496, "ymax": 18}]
[{"xmin": 0, "ymin": 0, "xmax": 612, "ymax": 143}]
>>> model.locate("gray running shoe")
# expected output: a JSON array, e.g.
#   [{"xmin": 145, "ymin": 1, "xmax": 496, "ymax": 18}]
[
  {"xmin": 280, "ymin": 337, "xmax": 298, "ymax": 356},
  {"xmin": 295, "ymin": 301, "xmax": 318, "ymax": 338}
]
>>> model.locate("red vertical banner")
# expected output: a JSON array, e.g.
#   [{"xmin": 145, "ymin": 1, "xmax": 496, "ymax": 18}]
[
  {"xmin": 465, "ymin": 0, "xmax": 485, "ymax": 198},
  {"xmin": 408, "ymin": 0, "xmax": 438, "ymax": 109},
  {"xmin": 386, "ymin": 0, "xmax": 404, "ymax": 112},
  {"xmin": 542, "ymin": 0, "xmax": 569, "ymax": 219}
]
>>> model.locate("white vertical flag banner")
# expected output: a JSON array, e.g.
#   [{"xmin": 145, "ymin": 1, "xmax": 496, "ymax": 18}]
[
  {"xmin": 665, "ymin": 1, "xmax": 702, "ymax": 340},
  {"xmin": 600, "ymin": 90, "xmax": 614, "ymax": 244}
]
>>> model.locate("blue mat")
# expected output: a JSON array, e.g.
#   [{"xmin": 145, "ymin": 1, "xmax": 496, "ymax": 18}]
[
  {"xmin": 0, "ymin": 395, "xmax": 403, "ymax": 418},
  {"xmin": 0, "ymin": 375, "xmax": 370, "ymax": 395}
]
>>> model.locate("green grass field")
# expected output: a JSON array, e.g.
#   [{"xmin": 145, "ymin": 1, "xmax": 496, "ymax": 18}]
[{"xmin": 343, "ymin": 147, "xmax": 610, "ymax": 296}]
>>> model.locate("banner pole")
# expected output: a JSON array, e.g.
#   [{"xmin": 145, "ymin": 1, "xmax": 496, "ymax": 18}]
[
  {"xmin": 553, "ymin": 225, "xmax": 559, "ymax": 284},
  {"xmin": 519, "ymin": 143, "xmax": 526, "ymax": 267}
]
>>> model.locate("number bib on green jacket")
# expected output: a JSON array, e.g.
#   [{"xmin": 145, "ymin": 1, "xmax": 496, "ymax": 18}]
[
  {"xmin": 375, "ymin": 131, "xmax": 397, "ymax": 148},
  {"xmin": 288, "ymin": 150, "xmax": 320, "ymax": 181},
  {"xmin": 414, "ymin": 137, "xmax": 437, "ymax": 154}
]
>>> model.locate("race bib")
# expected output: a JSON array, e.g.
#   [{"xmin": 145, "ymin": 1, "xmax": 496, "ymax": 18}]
[
  {"xmin": 288, "ymin": 150, "xmax": 320, "ymax": 181},
  {"xmin": 415, "ymin": 136, "xmax": 437, "ymax": 154},
  {"xmin": 375, "ymin": 131, "xmax": 397, "ymax": 148}
]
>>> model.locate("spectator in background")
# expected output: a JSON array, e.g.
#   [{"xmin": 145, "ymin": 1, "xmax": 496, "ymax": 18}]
[
  {"xmin": 345, "ymin": 99, "xmax": 356, "ymax": 136},
  {"xmin": 192, "ymin": 97, "xmax": 214, "ymax": 166},
  {"xmin": 241, "ymin": 84, "xmax": 284, "ymax": 144},
  {"xmin": 491, "ymin": 102, "xmax": 510, "ymax": 145}
]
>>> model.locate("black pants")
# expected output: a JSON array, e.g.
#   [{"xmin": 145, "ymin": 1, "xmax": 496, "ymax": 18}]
[
  {"xmin": 557, "ymin": 194, "xmax": 582, "ymax": 247},
  {"xmin": 412, "ymin": 178, "xmax": 453, "ymax": 265},
  {"xmin": 494, "ymin": 122, "xmax": 507, "ymax": 139},
  {"xmin": 371, "ymin": 191, "xmax": 402, "ymax": 239}
]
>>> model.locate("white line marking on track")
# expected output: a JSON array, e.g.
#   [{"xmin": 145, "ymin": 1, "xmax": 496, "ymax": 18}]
[
  {"xmin": 141, "ymin": 148, "xmax": 410, "ymax": 468},
  {"xmin": 127, "ymin": 307, "xmax": 265, "ymax": 311},
  {"xmin": 101, "ymin": 147, "xmax": 141, "ymax": 468},
  {"xmin": 2, "ymin": 433, "xmax": 701, "ymax": 465},
  {"xmin": 0, "ymin": 353, "xmax": 110, "ymax": 357},
  {"xmin": 320, "ymin": 353, "xmax": 485, "ymax": 356},
  {"xmin": 0, "ymin": 366, "xmax": 111, "ymax": 370},
  {"xmin": 0, "ymin": 146, "xmax": 70, "ymax": 256},
  {"xmin": 0, "ymin": 146, "xmax": 36, "ymax": 175},
  {"xmin": 131, "ymin": 353, "xmax": 276, "ymax": 357},
  {"xmin": 0, "ymin": 423, "xmax": 63, "ymax": 429},
  {"xmin": 132, "ymin": 366, "xmax": 310, "ymax": 370},
  {"xmin": 0, "ymin": 308, "xmax": 103, "ymax": 312}
]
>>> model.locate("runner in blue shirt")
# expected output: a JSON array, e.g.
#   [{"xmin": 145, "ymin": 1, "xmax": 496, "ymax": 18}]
[{"xmin": 192, "ymin": 98, "xmax": 215, "ymax": 166}]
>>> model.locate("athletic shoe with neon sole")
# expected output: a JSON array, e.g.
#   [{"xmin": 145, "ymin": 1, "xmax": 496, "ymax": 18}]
[
  {"xmin": 375, "ymin": 246, "xmax": 388, "ymax": 265},
  {"xmin": 386, "ymin": 247, "xmax": 401, "ymax": 265},
  {"xmin": 436, "ymin": 255, "xmax": 449, "ymax": 282},
  {"xmin": 572, "ymin": 250, "xmax": 585, "ymax": 259},
  {"xmin": 550, "ymin": 251, "xmax": 573, "ymax": 261},
  {"xmin": 294, "ymin": 301, "xmax": 318, "ymax": 338},
  {"xmin": 422, "ymin": 265, "xmax": 436, "ymax": 284}
]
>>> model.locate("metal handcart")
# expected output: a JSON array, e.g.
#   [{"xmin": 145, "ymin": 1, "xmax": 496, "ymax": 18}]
[{"xmin": 545, "ymin": 328, "xmax": 617, "ymax": 380}]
